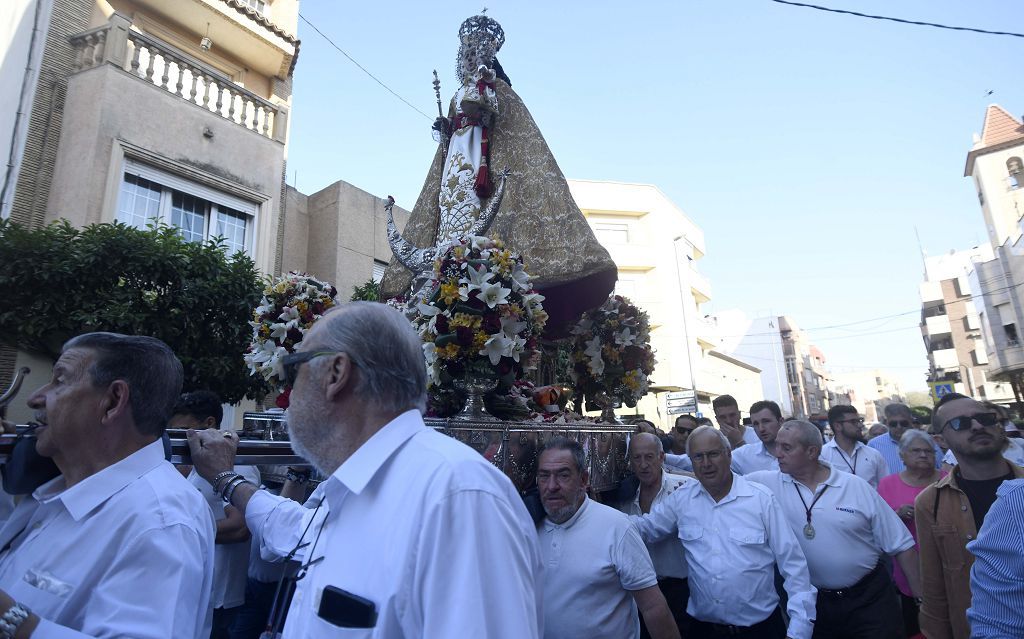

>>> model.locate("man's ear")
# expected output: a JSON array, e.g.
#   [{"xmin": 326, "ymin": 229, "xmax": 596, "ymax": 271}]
[
  {"xmin": 323, "ymin": 353, "xmax": 355, "ymax": 402},
  {"xmin": 101, "ymin": 379, "xmax": 132, "ymax": 425},
  {"xmin": 580, "ymin": 469, "xmax": 590, "ymax": 490}
]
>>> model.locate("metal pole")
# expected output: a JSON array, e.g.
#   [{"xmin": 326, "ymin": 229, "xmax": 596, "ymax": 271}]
[{"xmin": 672, "ymin": 237, "xmax": 699, "ymax": 405}]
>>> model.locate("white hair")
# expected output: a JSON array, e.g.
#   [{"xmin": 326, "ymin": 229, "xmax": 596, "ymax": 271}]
[
  {"xmin": 899, "ymin": 428, "xmax": 934, "ymax": 454},
  {"xmin": 685, "ymin": 425, "xmax": 731, "ymax": 457}
]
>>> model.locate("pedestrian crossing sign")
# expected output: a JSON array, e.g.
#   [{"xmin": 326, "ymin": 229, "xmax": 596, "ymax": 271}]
[{"xmin": 929, "ymin": 382, "xmax": 954, "ymax": 400}]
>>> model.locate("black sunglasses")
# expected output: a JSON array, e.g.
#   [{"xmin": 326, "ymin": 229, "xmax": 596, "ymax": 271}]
[
  {"xmin": 280, "ymin": 350, "xmax": 341, "ymax": 387},
  {"xmin": 942, "ymin": 412, "xmax": 1000, "ymax": 432},
  {"xmin": 887, "ymin": 419, "xmax": 914, "ymax": 428}
]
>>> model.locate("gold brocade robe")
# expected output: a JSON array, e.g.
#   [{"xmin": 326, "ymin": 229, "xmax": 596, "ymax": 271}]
[{"xmin": 381, "ymin": 79, "xmax": 617, "ymax": 332}]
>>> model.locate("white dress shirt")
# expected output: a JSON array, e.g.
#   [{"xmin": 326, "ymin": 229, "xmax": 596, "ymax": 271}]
[
  {"xmin": 631, "ymin": 474, "xmax": 816, "ymax": 639},
  {"xmin": 819, "ymin": 439, "xmax": 887, "ymax": 488},
  {"xmin": 540, "ymin": 497, "xmax": 657, "ymax": 639},
  {"xmin": 189, "ymin": 464, "xmax": 261, "ymax": 609},
  {"xmin": 0, "ymin": 439, "xmax": 215, "ymax": 638},
  {"xmin": 730, "ymin": 441, "xmax": 779, "ymax": 475},
  {"xmin": 616, "ymin": 473, "xmax": 689, "ymax": 579},
  {"xmin": 245, "ymin": 410, "xmax": 543, "ymax": 639},
  {"xmin": 746, "ymin": 466, "xmax": 914, "ymax": 589}
]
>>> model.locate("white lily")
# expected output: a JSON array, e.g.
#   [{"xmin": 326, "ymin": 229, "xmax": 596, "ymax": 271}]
[
  {"xmin": 570, "ymin": 317, "xmax": 593, "ymax": 336},
  {"xmin": 481, "ymin": 334, "xmax": 512, "ymax": 365},
  {"xmin": 469, "ymin": 235, "xmax": 492, "ymax": 251},
  {"xmin": 500, "ymin": 316, "xmax": 527, "ymax": 338},
  {"xmin": 584, "ymin": 336, "xmax": 605, "ymax": 376},
  {"xmin": 509, "ymin": 264, "xmax": 531, "ymax": 291},
  {"xmin": 277, "ymin": 306, "xmax": 300, "ymax": 323},
  {"xmin": 508, "ymin": 335, "xmax": 528, "ymax": 363},
  {"xmin": 476, "ymin": 282, "xmax": 511, "ymax": 308},
  {"xmin": 461, "ymin": 264, "xmax": 492, "ymax": 293},
  {"xmin": 614, "ymin": 327, "xmax": 637, "ymax": 347}
]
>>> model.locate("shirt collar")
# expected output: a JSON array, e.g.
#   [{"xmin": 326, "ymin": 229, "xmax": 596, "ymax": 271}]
[
  {"xmin": 824, "ymin": 438, "xmax": 864, "ymax": 453},
  {"xmin": 328, "ymin": 410, "xmax": 423, "ymax": 497},
  {"xmin": 543, "ymin": 495, "xmax": 590, "ymax": 531},
  {"xmin": 780, "ymin": 463, "xmax": 840, "ymax": 488},
  {"xmin": 34, "ymin": 439, "xmax": 166, "ymax": 521},
  {"xmin": 699, "ymin": 472, "xmax": 752, "ymax": 505}
]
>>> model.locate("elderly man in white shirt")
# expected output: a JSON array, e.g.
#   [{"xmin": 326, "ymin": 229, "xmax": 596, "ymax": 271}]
[
  {"xmin": 746, "ymin": 420, "xmax": 921, "ymax": 639},
  {"xmin": 631, "ymin": 425, "xmax": 817, "ymax": 639},
  {"xmin": 188, "ymin": 302, "xmax": 544, "ymax": 638},
  {"xmin": 731, "ymin": 400, "xmax": 784, "ymax": 475},
  {"xmin": 819, "ymin": 405, "xmax": 887, "ymax": 488},
  {"xmin": 616, "ymin": 433, "xmax": 693, "ymax": 637},
  {"xmin": 535, "ymin": 436, "xmax": 679, "ymax": 639},
  {"xmin": 0, "ymin": 332, "xmax": 214, "ymax": 638}
]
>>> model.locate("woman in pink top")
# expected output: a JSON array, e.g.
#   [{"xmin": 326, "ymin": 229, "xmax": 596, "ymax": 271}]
[{"xmin": 877, "ymin": 428, "xmax": 946, "ymax": 639}]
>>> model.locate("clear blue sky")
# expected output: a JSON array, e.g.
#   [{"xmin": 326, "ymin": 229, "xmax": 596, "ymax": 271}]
[{"xmin": 287, "ymin": 1, "xmax": 1024, "ymax": 393}]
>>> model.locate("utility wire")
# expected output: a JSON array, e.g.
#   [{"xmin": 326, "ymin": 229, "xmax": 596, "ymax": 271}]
[
  {"xmin": 298, "ymin": 13, "xmax": 433, "ymax": 121},
  {"xmin": 768, "ymin": 0, "xmax": 1024, "ymax": 39}
]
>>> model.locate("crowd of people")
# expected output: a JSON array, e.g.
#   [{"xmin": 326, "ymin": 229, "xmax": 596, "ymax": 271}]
[{"xmin": 0, "ymin": 302, "xmax": 1020, "ymax": 639}]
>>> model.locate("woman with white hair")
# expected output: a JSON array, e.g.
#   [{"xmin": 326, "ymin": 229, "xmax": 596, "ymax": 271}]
[{"xmin": 877, "ymin": 429, "xmax": 947, "ymax": 638}]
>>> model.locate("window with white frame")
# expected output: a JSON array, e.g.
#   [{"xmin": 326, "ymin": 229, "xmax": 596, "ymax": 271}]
[
  {"xmin": 117, "ymin": 161, "xmax": 257, "ymax": 257},
  {"xmin": 372, "ymin": 259, "xmax": 388, "ymax": 283},
  {"xmin": 593, "ymin": 222, "xmax": 629, "ymax": 245},
  {"xmin": 240, "ymin": 0, "xmax": 267, "ymax": 15}
]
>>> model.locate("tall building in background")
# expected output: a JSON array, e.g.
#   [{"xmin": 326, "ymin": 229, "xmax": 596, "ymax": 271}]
[
  {"xmin": 568, "ymin": 179, "xmax": 761, "ymax": 430},
  {"xmin": 778, "ymin": 316, "xmax": 830, "ymax": 418},
  {"xmin": 920, "ymin": 245, "xmax": 1013, "ymax": 404},
  {"xmin": 0, "ymin": 0, "xmax": 301, "ymax": 417},
  {"xmin": 964, "ymin": 105, "xmax": 1024, "ymax": 406}
]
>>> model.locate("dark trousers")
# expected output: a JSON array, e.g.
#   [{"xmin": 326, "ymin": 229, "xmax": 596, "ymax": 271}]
[
  {"xmin": 690, "ymin": 607, "xmax": 786, "ymax": 639},
  {"xmin": 211, "ymin": 606, "xmax": 240, "ymax": 639},
  {"xmin": 640, "ymin": 577, "xmax": 693, "ymax": 639},
  {"xmin": 228, "ymin": 578, "xmax": 279, "ymax": 639},
  {"xmin": 899, "ymin": 593, "xmax": 922, "ymax": 637},
  {"xmin": 812, "ymin": 564, "xmax": 904, "ymax": 639}
]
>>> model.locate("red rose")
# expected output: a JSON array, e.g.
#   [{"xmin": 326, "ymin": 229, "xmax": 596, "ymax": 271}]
[
  {"xmin": 435, "ymin": 314, "xmax": 450, "ymax": 333},
  {"xmin": 455, "ymin": 326, "xmax": 474, "ymax": 346},
  {"xmin": 482, "ymin": 314, "xmax": 502, "ymax": 333},
  {"xmin": 275, "ymin": 387, "xmax": 291, "ymax": 409}
]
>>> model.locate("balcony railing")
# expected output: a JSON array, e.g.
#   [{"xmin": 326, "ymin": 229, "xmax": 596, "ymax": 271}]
[{"xmin": 68, "ymin": 13, "xmax": 286, "ymax": 142}]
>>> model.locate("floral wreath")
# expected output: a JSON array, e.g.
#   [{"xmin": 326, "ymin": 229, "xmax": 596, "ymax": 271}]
[
  {"xmin": 244, "ymin": 271, "xmax": 338, "ymax": 399},
  {"xmin": 569, "ymin": 294, "xmax": 656, "ymax": 408},
  {"xmin": 415, "ymin": 235, "xmax": 547, "ymax": 394}
]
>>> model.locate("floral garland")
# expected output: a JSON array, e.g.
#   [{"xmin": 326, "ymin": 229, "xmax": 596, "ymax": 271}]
[
  {"xmin": 415, "ymin": 235, "xmax": 547, "ymax": 392},
  {"xmin": 569, "ymin": 294, "xmax": 656, "ymax": 408},
  {"xmin": 244, "ymin": 271, "xmax": 338, "ymax": 392}
]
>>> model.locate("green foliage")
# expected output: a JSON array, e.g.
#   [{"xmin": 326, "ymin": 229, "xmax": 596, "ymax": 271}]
[
  {"xmin": 0, "ymin": 218, "xmax": 265, "ymax": 403},
  {"xmin": 910, "ymin": 405, "xmax": 933, "ymax": 425},
  {"xmin": 349, "ymin": 278, "xmax": 381, "ymax": 302}
]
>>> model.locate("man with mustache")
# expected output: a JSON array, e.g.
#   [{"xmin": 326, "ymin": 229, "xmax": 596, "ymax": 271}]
[{"xmin": 915, "ymin": 393, "xmax": 1024, "ymax": 639}]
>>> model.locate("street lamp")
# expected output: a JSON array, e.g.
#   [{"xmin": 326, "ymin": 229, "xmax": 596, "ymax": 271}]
[{"xmin": 671, "ymin": 236, "xmax": 698, "ymax": 405}]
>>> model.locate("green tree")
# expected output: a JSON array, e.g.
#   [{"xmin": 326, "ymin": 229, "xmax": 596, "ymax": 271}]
[
  {"xmin": 349, "ymin": 278, "xmax": 381, "ymax": 302},
  {"xmin": 0, "ymin": 219, "xmax": 265, "ymax": 403}
]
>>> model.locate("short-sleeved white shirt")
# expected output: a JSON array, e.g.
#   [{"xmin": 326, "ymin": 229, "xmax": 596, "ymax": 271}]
[
  {"xmin": 540, "ymin": 497, "xmax": 657, "ymax": 639},
  {"xmin": 820, "ymin": 439, "xmax": 887, "ymax": 488},
  {"xmin": 746, "ymin": 465, "xmax": 914, "ymax": 589},
  {"xmin": 189, "ymin": 463, "xmax": 261, "ymax": 609},
  {"xmin": 616, "ymin": 473, "xmax": 690, "ymax": 579},
  {"xmin": 730, "ymin": 442, "xmax": 779, "ymax": 475}
]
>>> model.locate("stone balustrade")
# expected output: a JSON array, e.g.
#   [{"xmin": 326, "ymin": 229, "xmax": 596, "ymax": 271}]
[{"xmin": 69, "ymin": 13, "xmax": 286, "ymax": 142}]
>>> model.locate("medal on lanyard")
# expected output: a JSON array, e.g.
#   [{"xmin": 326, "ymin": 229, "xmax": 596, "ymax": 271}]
[{"xmin": 794, "ymin": 482, "xmax": 828, "ymax": 539}]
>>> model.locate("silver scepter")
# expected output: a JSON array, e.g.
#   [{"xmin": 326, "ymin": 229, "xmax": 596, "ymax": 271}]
[{"xmin": 431, "ymin": 70, "xmax": 447, "ymax": 144}]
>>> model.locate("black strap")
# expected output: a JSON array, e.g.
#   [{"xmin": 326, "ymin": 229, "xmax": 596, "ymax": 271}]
[{"xmin": 794, "ymin": 482, "xmax": 829, "ymax": 527}]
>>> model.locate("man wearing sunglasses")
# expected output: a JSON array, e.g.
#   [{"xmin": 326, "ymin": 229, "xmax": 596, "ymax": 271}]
[
  {"xmin": 867, "ymin": 404, "xmax": 941, "ymax": 475},
  {"xmin": 188, "ymin": 303, "xmax": 544, "ymax": 638},
  {"xmin": 915, "ymin": 393, "xmax": 1024, "ymax": 639}
]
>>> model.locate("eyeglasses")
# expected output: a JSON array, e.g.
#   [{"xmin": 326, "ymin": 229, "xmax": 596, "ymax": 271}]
[
  {"xmin": 280, "ymin": 350, "xmax": 342, "ymax": 387},
  {"xmin": 836, "ymin": 417, "xmax": 865, "ymax": 425},
  {"xmin": 690, "ymin": 449, "xmax": 725, "ymax": 463},
  {"xmin": 942, "ymin": 412, "xmax": 1000, "ymax": 432},
  {"xmin": 887, "ymin": 419, "xmax": 914, "ymax": 428}
]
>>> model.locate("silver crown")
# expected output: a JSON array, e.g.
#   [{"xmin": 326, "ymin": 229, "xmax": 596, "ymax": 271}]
[{"xmin": 458, "ymin": 14, "xmax": 505, "ymax": 52}]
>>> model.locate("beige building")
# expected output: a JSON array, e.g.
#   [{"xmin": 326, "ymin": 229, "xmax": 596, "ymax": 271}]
[
  {"xmin": 778, "ymin": 316, "xmax": 831, "ymax": 418},
  {"xmin": 830, "ymin": 369, "xmax": 906, "ymax": 423},
  {"xmin": 964, "ymin": 105, "xmax": 1024, "ymax": 406},
  {"xmin": 0, "ymin": 0, "xmax": 408, "ymax": 425},
  {"xmin": 566, "ymin": 179, "xmax": 760, "ymax": 431}
]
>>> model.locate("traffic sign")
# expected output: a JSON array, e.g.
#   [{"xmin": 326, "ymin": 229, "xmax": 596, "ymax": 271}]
[
  {"xmin": 929, "ymin": 382, "xmax": 954, "ymax": 400},
  {"xmin": 667, "ymin": 406, "xmax": 697, "ymax": 415},
  {"xmin": 666, "ymin": 398, "xmax": 698, "ymax": 409},
  {"xmin": 667, "ymin": 390, "xmax": 696, "ymax": 401}
]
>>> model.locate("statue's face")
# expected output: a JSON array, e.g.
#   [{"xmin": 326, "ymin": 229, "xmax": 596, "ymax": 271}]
[{"xmin": 458, "ymin": 38, "xmax": 497, "ymax": 81}]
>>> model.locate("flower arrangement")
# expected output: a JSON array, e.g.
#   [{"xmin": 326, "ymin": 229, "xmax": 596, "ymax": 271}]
[
  {"xmin": 245, "ymin": 271, "xmax": 338, "ymax": 392},
  {"xmin": 415, "ymin": 235, "xmax": 547, "ymax": 393},
  {"xmin": 569, "ymin": 294, "xmax": 656, "ymax": 408}
]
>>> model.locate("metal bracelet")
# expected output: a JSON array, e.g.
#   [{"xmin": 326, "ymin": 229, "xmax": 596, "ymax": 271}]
[
  {"xmin": 0, "ymin": 602, "xmax": 30, "ymax": 639},
  {"xmin": 220, "ymin": 476, "xmax": 246, "ymax": 502},
  {"xmin": 224, "ymin": 479, "xmax": 252, "ymax": 506},
  {"xmin": 211, "ymin": 470, "xmax": 236, "ymax": 488}
]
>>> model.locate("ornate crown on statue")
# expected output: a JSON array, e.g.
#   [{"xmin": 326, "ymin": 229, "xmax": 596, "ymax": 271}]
[{"xmin": 458, "ymin": 13, "xmax": 505, "ymax": 52}]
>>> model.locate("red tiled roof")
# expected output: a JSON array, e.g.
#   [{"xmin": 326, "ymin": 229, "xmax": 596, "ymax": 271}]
[{"xmin": 980, "ymin": 104, "xmax": 1024, "ymax": 147}]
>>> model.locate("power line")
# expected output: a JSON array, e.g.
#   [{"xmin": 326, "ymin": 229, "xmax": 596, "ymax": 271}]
[
  {"xmin": 298, "ymin": 13, "xmax": 433, "ymax": 121},
  {"xmin": 768, "ymin": 0, "xmax": 1024, "ymax": 39}
]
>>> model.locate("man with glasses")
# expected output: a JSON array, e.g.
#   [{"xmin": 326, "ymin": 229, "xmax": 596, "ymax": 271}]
[
  {"xmin": 536, "ymin": 436, "xmax": 680, "ymax": 639},
  {"xmin": 867, "ymin": 403, "xmax": 941, "ymax": 475},
  {"xmin": 631, "ymin": 426, "xmax": 816, "ymax": 639},
  {"xmin": 188, "ymin": 303, "xmax": 544, "ymax": 638},
  {"xmin": 820, "ymin": 405, "xmax": 887, "ymax": 488},
  {"xmin": 664, "ymin": 414, "xmax": 698, "ymax": 473},
  {"xmin": 915, "ymin": 393, "xmax": 1024, "ymax": 639}
]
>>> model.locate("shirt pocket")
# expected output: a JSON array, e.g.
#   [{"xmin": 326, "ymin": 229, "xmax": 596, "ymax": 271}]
[
  {"xmin": 679, "ymin": 525, "xmax": 703, "ymax": 543},
  {"xmin": 7, "ymin": 568, "xmax": 73, "ymax": 619},
  {"xmin": 728, "ymin": 527, "xmax": 767, "ymax": 545},
  {"xmin": 931, "ymin": 525, "xmax": 966, "ymax": 572}
]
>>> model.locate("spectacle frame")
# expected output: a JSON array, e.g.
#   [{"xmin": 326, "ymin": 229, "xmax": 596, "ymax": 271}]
[
  {"xmin": 281, "ymin": 350, "xmax": 343, "ymax": 387},
  {"xmin": 942, "ymin": 412, "xmax": 1000, "ymax": 432}
]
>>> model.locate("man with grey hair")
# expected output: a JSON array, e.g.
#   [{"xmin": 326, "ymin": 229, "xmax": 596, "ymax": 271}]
[
  {"xmin": 868, "ymin": 403, "xmax": 941, "ymax": 475},
  {"xmin": 747, "ymin": 420, "xmax": 920, "ymax": 639},
  {"xmin": 188, "ymin": 302, "xmax": 544, "ymax": 638},
  {"xmin": 0, "ymin": 332, "xmax": 215, "ymax": 638},
  {"xmin": 631, "ymin": 425, "xmax": 816, "ymax": 639},
  {"xmin": 536, "ymin": 436, "xmax": 679, "ymax": 639},
  {"xmin": 616, "ymin": 433, "xmax": 693, "ymax": 637}
]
